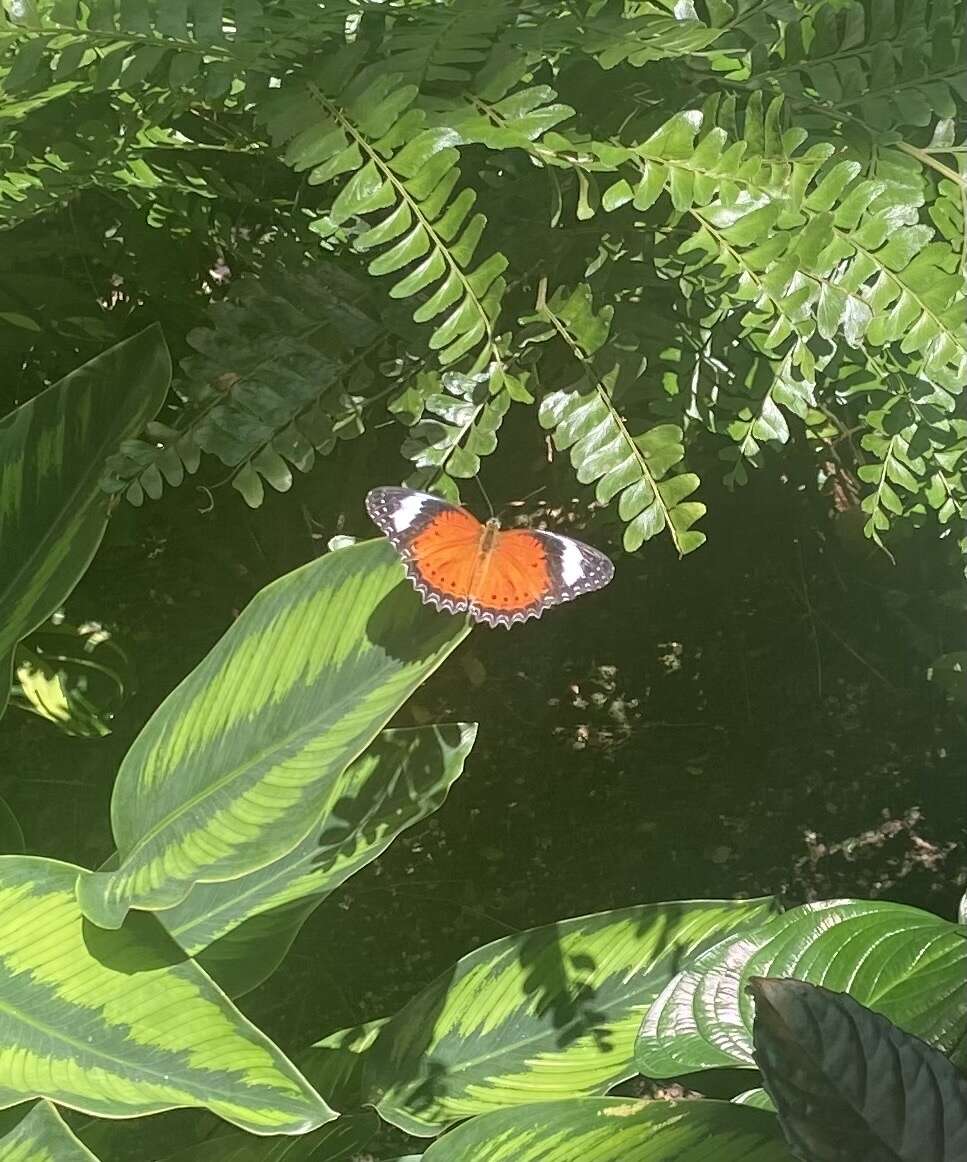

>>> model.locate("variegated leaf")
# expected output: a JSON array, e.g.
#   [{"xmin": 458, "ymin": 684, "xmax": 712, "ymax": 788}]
[
  {"xmin": 165, "ymin": 724, "xmax": 477, "ymax": 996},
  {"xmin": 299, "ymin": 1019, "xmax": 389, "ymax": 1112},
  {"xmin": 0, "ymin": 856, "xmax": 334, "ymax": 1133},
  {"xmin": 419, "ymin": 1098, "xmax": 796, "ymax": 1160},
  {"xmin": 76, "ymin": 540, "xmax": 471, "ymax": 929},
  {"xmin": 0, "ymin": 326, "xmax": 170, "ymax": 717},
  {"xmin": 367, "ymin": 897, "xmax": 778, "ymax": 1135},
  {"xmin": 636, "ymin": 899, "xmax": 967, "ymax": 1077},
  {"xmin": 0, "ymin": 1100, "xmax": 99, "ymax": 1160}
]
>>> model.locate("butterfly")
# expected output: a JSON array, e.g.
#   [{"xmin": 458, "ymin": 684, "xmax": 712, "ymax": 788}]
[{"xmin": 366, "ymin": 486, "xmax": 615, "ymax": 628}]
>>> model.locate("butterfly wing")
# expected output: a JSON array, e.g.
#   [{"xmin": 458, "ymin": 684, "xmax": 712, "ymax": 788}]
[
  {"xmin": 366, "ymin": 487, "xmax": 483, "ymax": 615},
  {"xmin": 469, "ymin": 528, "xmax": 615, "ymax": 628}
]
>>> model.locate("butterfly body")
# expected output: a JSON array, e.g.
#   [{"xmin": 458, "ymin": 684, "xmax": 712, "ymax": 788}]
[{"xmin": 366, "ymin": 487, "xmax": 614, "ymax": 628}]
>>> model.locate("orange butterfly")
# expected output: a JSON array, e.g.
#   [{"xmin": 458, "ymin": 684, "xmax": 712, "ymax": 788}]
[{"xmin": 367, "ymin": 487, "xmax": 614, "ymax": 628}]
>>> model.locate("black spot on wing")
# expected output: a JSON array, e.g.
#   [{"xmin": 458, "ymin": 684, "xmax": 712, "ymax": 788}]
[{"xmin": 400, "ymin": 555, "xmax": 470, "ymax": 617}]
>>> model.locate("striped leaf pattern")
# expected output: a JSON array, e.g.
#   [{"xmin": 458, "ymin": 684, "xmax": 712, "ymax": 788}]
[
  {"xmin": 0, "ymin": 326, "xmax": 170, "ymax": 716},
  {"xmin": 0, "ymin": 1100, "xmax": 99, "ymax": 1161},
  {"xmin": 0, "ymin": 856, "xmax": 333, "ymax": 1133},
  {"xmin": 367, "ymin": 898, "xmax": 778, "ymax": 1135},
  {"xmin": 636, "ymin": 899, "xmax": 967, "ymax": 1077},
  {"xmin": 76, "ymin": 540, "xmax": 470, "ymax": 929},
  {"xmin": 167, "ymin": 724, "xmax": 477, "ymax": 996},
  {"xmin": 419, "ymin": 1098, "xmax": 796, "ymax": 1161}
]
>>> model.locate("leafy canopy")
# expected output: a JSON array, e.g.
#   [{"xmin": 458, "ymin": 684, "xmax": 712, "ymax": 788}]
[{"xmin": 1, "ymin": 1, "xmax": 964, "ymax": 559}]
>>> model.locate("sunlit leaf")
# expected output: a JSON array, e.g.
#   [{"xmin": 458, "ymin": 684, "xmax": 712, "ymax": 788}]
[
  {"xmin": 637, "ymin": 900, "xmax": 967, "ymax": 1076},
  {"xmin": 368, "ymin": 898, "xmax": 778, "ymax": 1135},
  {"xmin": 76, "ymin": 540, "xmax": 470, "ymax": 929},
  {"xmin": 0, "ymin": 856, "xmax": 334, "ymax": 1133}
]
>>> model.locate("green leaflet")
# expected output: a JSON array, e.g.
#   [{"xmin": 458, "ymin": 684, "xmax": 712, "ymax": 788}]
[
  {"xmin": 636, "ymin": 899, "xmax": 967, "ymax": 1076},
  {"xmin": 75, "ymin": 539, "xmax": 471, "ymax": 929},
  {"xmin": 0, "ymin": 326, "xmax": 170, "ymax": 717},
  {"xmin": 367, "ymin": 897, "xmax": 778, "ymax": 1135},
  {"xmin": 103, "ymin": 266, "xmax": 384, "ymax": 508},
  {"xmin": 750, "ymin": 977, "xmax": 967, "ymax": 1160},
  {"xmin": 419, "ymin": 1098, "xmax": 796, "ymax": 1161},
  {"xmin": 160, "ymin": 724, "xmax": 477, "ymax": 996},
  {"xmin": 0, "ymin": 1100, "xmax": 99, "ymax": 1160},
  {"xmin": 0, "ymin": 856, "xmax": 333, "ymax": 1132},
  {"xmin": 261, "ymin": 58, "xmax": 507, "ymax": 372},
  {"xmin": 532, "ymin": 286, "xmax": 706, "ymax": 556}
]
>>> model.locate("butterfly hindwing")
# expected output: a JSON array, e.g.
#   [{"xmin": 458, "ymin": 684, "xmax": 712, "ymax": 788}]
[{"xmin": 468, "ymin": 529, "xmax": 615, "ymax": 628}]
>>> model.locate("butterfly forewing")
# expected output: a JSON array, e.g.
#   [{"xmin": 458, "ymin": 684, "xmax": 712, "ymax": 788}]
[{"xmin": 366, "ymin": 487, "xmax": 483, "ymax": 615}]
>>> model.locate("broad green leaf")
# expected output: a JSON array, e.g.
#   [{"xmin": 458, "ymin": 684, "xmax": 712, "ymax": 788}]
[
  {"xmin": 368, "ymin": 898, "xmax": 778, "ymax": 1135},
  {"xmin": 161, "ymin": 724, "xmax": 477, "ymax": 995},
  {"xmin": 734, "ymin": 1088, "xmax": 775, "ymax": 1111},
  {"xmin": 636, "ymin": 900, "xmax": 967, "ymax": 1076},
  {"xmin": 419, "ymin": 1098, "xmax": 796, "ymax": 1161},
  {"xmin": 0, "ymin": 326, "xmax": 171, "ymax": 716},
  {"xmin": 299, "ymin": 1019, "xmax": 388, "ymax": 1112},
  {"xmin": 75, "ymin": 540, "xmax": 471, "ymax": 929},
  {"xmin": 751, "ymin": 977, "xmax": 967, "ymax": 1161},
  {"xmin": 153, "ymin": 1111, "xmax": 379, "ymax": 1161},
  {"xmin": 0, "ymin": 1100, "xmax": 99, "ymax": 1160},
  {"xmin": 0, "ymin": 856, "xmax": 334, "ymax": 1133}
]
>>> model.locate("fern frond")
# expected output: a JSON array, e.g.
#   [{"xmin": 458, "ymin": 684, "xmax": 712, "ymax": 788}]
[
  {"xmin": 101, "ymin": 265, "xmax": 387, "ymax": 507},
  {"xmin": 380, "ymin": 0, "xmax": 508, "ymax": 84},
  {"xmin": 396, "ymin": 367, "xmax": 511, "ymax": 501},
  {"xmin": 529, "ymin": 286, "xmax": 706, "ymax": 555},
  {"xmin": 262, "ymin": 57, "xmax": 508, "ymax": 374},
  {"xmin": 746, "ymin": 0, "xmax": 966, "ymax": 135},
  {"xmin": 0, "ymin": 0, "xmax": 345, "ymax": 102}
]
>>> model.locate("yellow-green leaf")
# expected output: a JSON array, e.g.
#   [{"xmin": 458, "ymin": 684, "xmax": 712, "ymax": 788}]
[
  {"xmin": 0, "ymin": 1101, "xmax": 99, "ymax": 1160},
  {"xmin": 0, "ymin": 327, "xmax": 171, "ymax": 717},
  {"xmin": 75, "ymin": 540, "xmax": 470, "ymax": 928},
  {"xmin": 420, "ymin": 1098, "xmax": 796, "ymax": 1160},
  {"xmin": 367, "ymin": 898, "xmax": 778, "ymax": 1135},
  {"xmin": 165, "ymin": 724, "xmax": 477, "ymax": 996},
  {"xmin": 0, "ymin": 856, "xmax": 334, "ymax": 1133},
  {"xmin": 637, "ymin": 900, "xmax": 967, "ymax": 1076}
]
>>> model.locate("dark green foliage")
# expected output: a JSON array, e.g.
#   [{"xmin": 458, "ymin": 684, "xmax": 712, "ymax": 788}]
[
  {"xmin": 751, "ymin": 977, "xmax": 967, "ymax": 1161},
  {"xmin": 1, "ymin": 0, "xmax": 964, "ymax": 556}
]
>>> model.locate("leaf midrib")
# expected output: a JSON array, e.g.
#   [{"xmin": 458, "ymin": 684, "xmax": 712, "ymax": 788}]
[
  {"xmin": 378, "ymin": 906, "xmax": 770, "ymax": 1121},
  {"xmin": 0, "ymin": 989, "xmax": 297, "ymax": 1111}
]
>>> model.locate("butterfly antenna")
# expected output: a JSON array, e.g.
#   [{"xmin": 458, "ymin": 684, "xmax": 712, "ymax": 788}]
[
  {"xmin": 473, "ymin": 476, "xmax": 496, "ymax": 519},
  {"xmin": 498, "ymin": 484, "xmax": 547, "ymax": 522}
]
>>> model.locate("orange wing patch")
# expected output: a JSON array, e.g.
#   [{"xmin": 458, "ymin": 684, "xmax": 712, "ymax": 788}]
[
  {"xmin": 405, "ymin": 508, "xmax": 483, "ymax": 612},
  {"xmin": 469, "ymin": 530, "xmax": 552, "ymax": 621},
  {"xmin": 366, "ymin": 486, "xmax": 614, "ymax": 628}
]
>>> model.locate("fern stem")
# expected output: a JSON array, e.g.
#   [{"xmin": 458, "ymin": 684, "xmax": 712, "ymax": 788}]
[
  {"xmin": 896, "ymin": 142, "xmax": 966, "ymax": 189},
  {"xmin": 538, "ymin": 299, "xmax": 686, "ymax": 557},
  {"xmin": 309, "ymin": 84, "xmax": 501, "ymax": 368}
]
